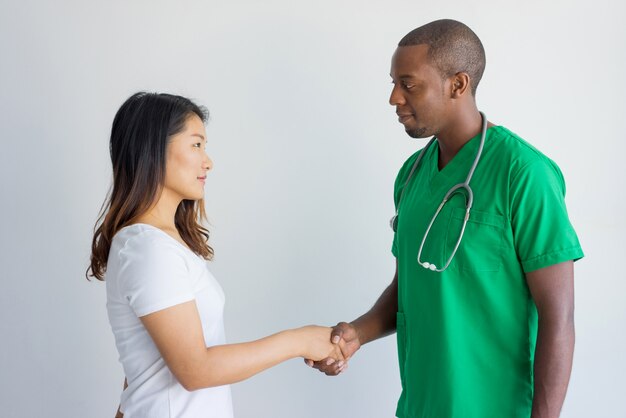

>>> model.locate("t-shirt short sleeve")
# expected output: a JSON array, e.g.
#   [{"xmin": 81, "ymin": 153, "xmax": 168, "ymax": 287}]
[
  {"xmin": 510, "ymin": 158, "xmax": 584, "ymax": 272},
  {"xmin": 117, "ymin": 233, "xmax": 195, "ymax": 317}
]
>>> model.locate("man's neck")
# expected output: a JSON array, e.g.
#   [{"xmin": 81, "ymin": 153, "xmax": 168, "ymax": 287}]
[{"xmin": 436, "ymin": 108, "xmax": 487, "ymax": 170}]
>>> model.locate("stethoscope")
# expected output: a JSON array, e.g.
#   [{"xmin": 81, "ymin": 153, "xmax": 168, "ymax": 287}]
[{"xmin": 389, "ymin": 112, "xmax": 487, "ymax": 273}]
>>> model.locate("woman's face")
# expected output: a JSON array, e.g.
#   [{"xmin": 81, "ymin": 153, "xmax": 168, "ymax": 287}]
[{"xmin": 163, "ymin": 114, "xmax": 212, "ymax": 201}]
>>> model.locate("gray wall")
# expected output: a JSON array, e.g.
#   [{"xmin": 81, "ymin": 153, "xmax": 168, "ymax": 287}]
[{"xmin": 1, "ymin": 1, "xmax": 624, "ymax": 417}]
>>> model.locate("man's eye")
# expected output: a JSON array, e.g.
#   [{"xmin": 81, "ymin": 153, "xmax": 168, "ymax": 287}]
[{"xmin": 403, "ymin": 83, "xmax": 415, "ymax": 90}]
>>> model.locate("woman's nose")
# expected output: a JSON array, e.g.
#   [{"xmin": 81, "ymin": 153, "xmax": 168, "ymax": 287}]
[{"xmin": 204, "ymin": 154, "xmax": 213, "ymax": 171}]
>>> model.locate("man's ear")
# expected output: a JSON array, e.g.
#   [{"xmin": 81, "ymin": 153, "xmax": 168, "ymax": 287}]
[{"xmin": 450, "ymin": 72, "xmax": 471, "ymax": 98}]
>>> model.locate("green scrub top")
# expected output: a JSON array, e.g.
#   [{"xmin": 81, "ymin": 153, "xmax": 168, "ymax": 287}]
[{"xmin": 392, "ymin": 126, "xmax": 583, "ymax": 418}]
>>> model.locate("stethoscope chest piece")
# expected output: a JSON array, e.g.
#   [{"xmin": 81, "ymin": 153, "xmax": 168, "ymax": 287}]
[{"xmin": 390, "ymin": 215, "xmax": 398, "ymax": 232}]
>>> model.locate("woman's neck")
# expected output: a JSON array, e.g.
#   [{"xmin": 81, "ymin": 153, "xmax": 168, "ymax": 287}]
[{"xmin": 136, "ymin": 189, "xmax": 181, "ymax": 231}]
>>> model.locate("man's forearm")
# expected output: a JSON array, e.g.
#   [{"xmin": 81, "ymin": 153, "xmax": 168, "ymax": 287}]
[
  {"xmin": 351, "ymin": 274, "xmax": 398, "ymax": 345},
  {"xmin": 531, "ymin": 316, "xmax": 575, "ymax": 418},
  {"xmin": 308, "ymin": 264, "xmax": 399, "ymax": 375}
]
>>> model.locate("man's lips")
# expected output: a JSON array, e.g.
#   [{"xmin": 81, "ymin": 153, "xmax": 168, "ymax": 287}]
[{"xmin": 397, "ymin": 113, "xmax": 414, "ymax": 123}]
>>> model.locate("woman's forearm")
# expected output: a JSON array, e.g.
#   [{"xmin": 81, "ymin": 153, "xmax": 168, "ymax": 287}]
[
  {"xmin": 140, "ymin": 302, "xmax": 339, "ymax": 391},
  {"xmin": 179, "ymin": 326, "xmax": 341, "ymax": 390},
  {"xmin": 182, "ymin": 330, "xmax": 300, "ymax": 390}
]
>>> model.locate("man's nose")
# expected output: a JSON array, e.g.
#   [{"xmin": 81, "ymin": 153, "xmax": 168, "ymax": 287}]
[{"xmin": 389, "ymin": 84, "xmax": 405, "ymax": 106}]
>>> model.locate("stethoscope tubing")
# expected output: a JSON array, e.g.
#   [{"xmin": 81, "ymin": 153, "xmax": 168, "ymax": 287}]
[{"xmin": 391, "ymin": 112, "xmax": 488, "ymax": 273}]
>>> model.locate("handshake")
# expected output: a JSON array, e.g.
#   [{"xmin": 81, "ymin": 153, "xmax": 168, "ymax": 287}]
[{"xmin": 299, "ymin": 322, "xmax": 362, "ymax": 376}]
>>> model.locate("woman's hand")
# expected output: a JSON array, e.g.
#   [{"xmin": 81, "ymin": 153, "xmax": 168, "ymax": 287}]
[
  {"xmin": 114, "ymin": 378, "xmax": 127, "ymax": 417},
  {"xmin": 296, "ymin": 325, "xmax": 345, "ymax": 363},
  {"xmin": 305, "ymin": 321, "xmax": 361, "ymax": 375}
]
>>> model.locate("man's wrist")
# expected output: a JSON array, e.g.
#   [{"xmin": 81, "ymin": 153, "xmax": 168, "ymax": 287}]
[{"xmin": 350, "ymin": 319, "xmax": 366, "ymax": 346}]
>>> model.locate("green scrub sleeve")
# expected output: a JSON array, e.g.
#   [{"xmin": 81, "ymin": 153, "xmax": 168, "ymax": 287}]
[
  {"xmin": 391, "ymin": 151, "xmax": 421, "ymax": 258},
  {"xmin": 509, "ymin": 158, "xmax": 584, "ymax": 272}
]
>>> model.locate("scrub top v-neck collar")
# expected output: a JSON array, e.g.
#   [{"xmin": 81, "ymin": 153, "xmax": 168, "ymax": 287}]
[{"xmin": 426, "ymin": 127, "xmax": 497, "ymax": 194}]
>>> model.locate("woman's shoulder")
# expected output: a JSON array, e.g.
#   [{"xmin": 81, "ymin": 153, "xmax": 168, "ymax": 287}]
[
  {"xmin": 106, "ymin": 224, "xmax": 193, "ymax": 285},
  {"xmin": 112, "ymin": 224, "xmax": 188, "ymax": 262}
]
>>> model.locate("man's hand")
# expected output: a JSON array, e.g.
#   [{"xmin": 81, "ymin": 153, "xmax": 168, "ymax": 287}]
[
  {"xmin": 304, "ymin": 322, "xmax": 362, "ymax": 376},
  {"xmin": 305, "ymin": 262, "xmax": 398, "ymax": 376}
]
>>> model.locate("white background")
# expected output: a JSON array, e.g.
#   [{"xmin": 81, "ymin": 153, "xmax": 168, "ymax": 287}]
[{"xmin": 1, "ymin": 1, "xmax": 624, "ymax": 417}]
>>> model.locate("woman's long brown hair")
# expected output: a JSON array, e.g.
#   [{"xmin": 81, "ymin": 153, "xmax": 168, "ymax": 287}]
[{"xmin": 87, "ymin": 92, "xmax": 213, "ymax": 281}]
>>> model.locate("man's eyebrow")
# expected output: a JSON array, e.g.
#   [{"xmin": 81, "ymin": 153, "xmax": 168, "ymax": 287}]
[{"xmin": 390, "ymin": 74, "xmax": 416, "ymax": 80}]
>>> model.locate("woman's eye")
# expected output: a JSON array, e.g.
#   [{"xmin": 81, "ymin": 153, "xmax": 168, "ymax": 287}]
[{"xmin": 193, "ymin": 143, "xmax": 202, "ymax": 148}]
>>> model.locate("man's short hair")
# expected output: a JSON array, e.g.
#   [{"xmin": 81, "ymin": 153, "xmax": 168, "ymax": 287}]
[{"xmin": 399, "ymin": 19, "xmax": 486, "ymax": 96}]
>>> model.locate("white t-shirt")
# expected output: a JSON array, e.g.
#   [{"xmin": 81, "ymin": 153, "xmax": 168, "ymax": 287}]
[{"xmin": 105, "ymin": 224, "xmax": 233, "ymax": 418}]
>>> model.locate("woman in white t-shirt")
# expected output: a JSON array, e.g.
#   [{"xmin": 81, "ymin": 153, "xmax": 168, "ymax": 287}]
[{"xmin": 88, "ymin": 92, "xmax": 345, "ymax": 418}]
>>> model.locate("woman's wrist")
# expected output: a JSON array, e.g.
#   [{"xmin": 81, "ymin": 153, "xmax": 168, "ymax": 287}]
[{"xmin": 281, "ymin": 327, "xmax": 306, "ymax": 358}]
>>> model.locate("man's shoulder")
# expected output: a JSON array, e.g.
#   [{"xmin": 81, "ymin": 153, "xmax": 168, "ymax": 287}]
[
  {"xmin": 489, "ymin": 126, "xmax": 565, "ymax": 192},
  {"xmin": 488, "ymin": 126, "xmax": 562, "ymax": 178},
  {"xmin": 489, "ymin": 126, "xmax": 544, "ymax": 160}
]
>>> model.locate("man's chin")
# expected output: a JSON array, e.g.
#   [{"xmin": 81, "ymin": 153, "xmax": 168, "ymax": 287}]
[{"xmin": 406, "ymin": 127, "xmax": 428, "ymax": 138}]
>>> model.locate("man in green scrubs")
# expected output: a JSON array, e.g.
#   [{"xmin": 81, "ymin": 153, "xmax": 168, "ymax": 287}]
[{"xmin": 307, "ymin": 19, "xmax": 583, "ymax": 418}]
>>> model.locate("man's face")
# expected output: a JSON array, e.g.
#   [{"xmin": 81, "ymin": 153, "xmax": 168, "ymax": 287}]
[{"xmin": 389, "ymin": 45, "xmax": 451, "ymax": 138}]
